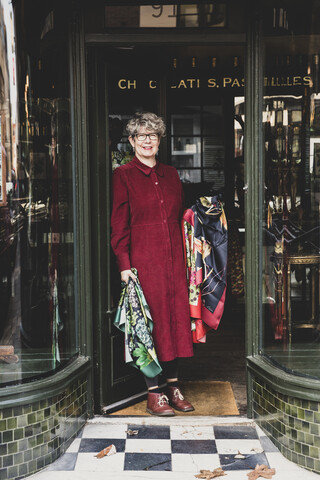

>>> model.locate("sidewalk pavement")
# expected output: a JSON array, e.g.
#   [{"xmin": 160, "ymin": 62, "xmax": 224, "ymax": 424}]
[{"xmin": 29, "ymin": 416, "xmax": 319, "ymax": 480}]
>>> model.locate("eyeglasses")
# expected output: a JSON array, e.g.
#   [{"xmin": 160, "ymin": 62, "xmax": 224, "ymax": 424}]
[{"xmin": 135, "ymin": 133, "xmax": 159, "ymax": 142}]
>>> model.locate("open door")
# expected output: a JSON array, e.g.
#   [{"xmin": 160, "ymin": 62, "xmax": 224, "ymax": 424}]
[{"xmin": 89, "ymin": 43, "xmax": 246, "ymax": 414}]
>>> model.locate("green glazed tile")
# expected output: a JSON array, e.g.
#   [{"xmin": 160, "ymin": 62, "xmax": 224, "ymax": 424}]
[
  {"xmin": 314, "ymin": 435, "xmax": 320, "ymax": 448},
  {"xmin": 290, "ymin": 406, "xmax": 298, "ymax": 417},
  {"xmin": 314, "ymin": 459, "xmax": 320, "ymax": 472},
  {"xmin": 23, "ymin": 405, "xmax": 32, "ymax": 415},
  {"xmin": 297, "ymin": 408, "xmax": 305, "ymax": 420},
  {"xmin": 41, "ymin": 444, "xmax": 48, "ymax": 456},
  {"xmin": 302, "ymin": 421, "xmax": 310, "ymax": 433},
  {"xmin": 306, "ymin": 456, "xmax": 315, "ymax": 469},
  {"xmin": 310, "ymin": 423, "xmax": 319, "ymax": 436},
  {"xmin": 298, "ymin": 454, "xmax": 306, "ymax": 467},
  {"xmin": 36, "ymin": 457, "xmax": 45, "ymax": 469},
  {"xmin": 36, "ymin": 410, "xmax": 45, "ymax": 422},
  {"xmin": 27, "ymin": 413, "xmax": 37, "ymax": 424},
  {"xmin": 2, "ymin": 408, "xmax": 13, "ymax": 419},
  {"xmin": 41, "ymin": 420, "xmax": 49, "ymax": 432},
  {"xmin": 24, "ymin": 449, "xmax": 32, "ymax": 462},
  {"xmin": 314, "ymin": 412, "xmax": 320, "ymax": 423},
  {"xmin": 14, "ymin": 428, "xmax": 24, "ymax": 441},
  {"xmin": 0, "ymin": 444, "xmax": 7, "ymax": 456},
  {"xmin": 7, "ymin": 442, "xmax": 18, "ymax": 454},
  {"xmin": 7, "ymin": 466, "xmax": 18, "ymax": 478},
  {"xmin": 32, "ymin": 402, "xmax": 40, "ymax": 412},
  {"xmin": 305, "ymin": 433, "xmax": 313, "ymax": 445},
  {"xmin": 13, "ymin": 406, "xmax": 22, "ymax": 416},
  {"xmin": 0, "ymin": 469, "xmax": 8, "ymax": 480},
  {"xmin": 19, "ymin": 463, "xmax": 28, "ymax": 476},
  {"xmin": 294, "ymin": 398, "xmax": 301, "ymax": 407},
  {"xmin": 33, "ymin": 445, "xmax": 42, "ymax": 459},
  {"xmin": 294, "ymin": 441, "xmax": 302, "ymax": 453},
  {"xmin": 305, "ymin": 410, "xmax": 314, "ymax": 423},
  {"xmin": 302, "ymin": 443, "xmax": 310, "ymax": 456},
  {"xmin": 0, "ymin": 420, "xmax": 6, "ymax": 432},
  {"xmin": 13, "ymin": 452, "xmax": 23, "ymax": 464},
  {"xmin": 36, "ymin": 433, "xmax": 44, "ymax": 446},
  {"xmin": 309, "ymin": 401, "xmax": 318, "ymax": 412},
  {"xmin": 310, "ymin": 446, "xmax": 319, "ymax": 459},
  {"xmin": 28, "ymin": 459, "xmax": 37, "ymax": 474},
  {"xmin": 44, "ymin": 453, "xmax": 52, "ymax": 466},
  {"xmin": 17, "ymin": 415, "xmax": 28, "ymax": 428},
  {"xmin": 6, "ymin": 418, "xmax": 16, "ymax": 430},
  {"xmin": 302, "ymin": 400, "xmax": 310, "ymax": 409},
  {"xmin": 3, "ymin": 455, "xmax": 13, "ymax": 468},
  {"xmin": 3, "ymin": 431, "xmax": 13, "ymax": 443}
]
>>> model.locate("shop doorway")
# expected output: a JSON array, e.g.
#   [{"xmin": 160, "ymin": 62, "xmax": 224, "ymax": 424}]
[{"xmin": 89, "ymin": 44, "xmax": 246, "ymax": 415}]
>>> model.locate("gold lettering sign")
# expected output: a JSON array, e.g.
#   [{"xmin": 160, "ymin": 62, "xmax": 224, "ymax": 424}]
[
  {"xmin": 117, "ymin": 75, "xmax": 312, "ymax": 90},
  {"xmin": 118, "ymin": 79, "xmax": 137, "ymax": 89}
]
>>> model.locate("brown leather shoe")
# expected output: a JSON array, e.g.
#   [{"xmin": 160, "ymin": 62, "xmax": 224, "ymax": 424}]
[
  {"xmin": 166, "ymin": 386, "xmax": 195, "ymax": 412},
  {"xmin": 146, "ymin": 392, "xmax": 175, "ymax": 416}
]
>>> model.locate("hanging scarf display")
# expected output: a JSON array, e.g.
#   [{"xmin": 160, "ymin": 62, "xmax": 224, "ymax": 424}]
[
  {"xmin": 114, "ymin": 268, "xmax": 162, "ymax": 378},
  {"xmin": 183, "ymin": 196, "xmax": 228, "ymax": 343}
]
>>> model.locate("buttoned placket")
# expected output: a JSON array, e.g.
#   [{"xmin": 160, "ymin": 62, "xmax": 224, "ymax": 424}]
[{"xmin": 150, "ymin": 170, "xmax": 176, "ymax": 349}]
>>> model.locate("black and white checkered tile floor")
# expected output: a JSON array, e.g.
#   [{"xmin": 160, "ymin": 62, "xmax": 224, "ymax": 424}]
[{"xmin": 29, "ymin": 420, "xmax": 319, "ymax": 479}]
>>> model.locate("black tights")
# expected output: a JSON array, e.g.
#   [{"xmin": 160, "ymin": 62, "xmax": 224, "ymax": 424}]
[{"xmin": 144, "ymin": 359, "xmax": 178, "ymax": 390}]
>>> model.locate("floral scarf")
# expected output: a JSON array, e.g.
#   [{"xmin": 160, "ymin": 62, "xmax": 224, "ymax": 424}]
[
  {"xmin": 114, "ymin": 269, "xmax": 162, "ymax": 378},
  {"xmin": 183, "ymin": 196, "xmax": 228, "ymax": 343}
]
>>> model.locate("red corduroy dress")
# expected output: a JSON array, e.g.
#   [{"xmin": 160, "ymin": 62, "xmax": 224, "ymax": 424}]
[{"xmin": 111, "ymin": 156, "xmax": 193, "ymax": 362}]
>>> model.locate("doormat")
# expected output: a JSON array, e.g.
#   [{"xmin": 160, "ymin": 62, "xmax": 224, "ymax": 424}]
[{"xmin": 110, "ymin": 381, "xmax": 239, "ymax": 416}]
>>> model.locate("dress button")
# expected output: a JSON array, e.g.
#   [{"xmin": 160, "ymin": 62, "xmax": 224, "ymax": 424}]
[
  {"xmin": 155, "ymin": 182, "xmax": 158, "ymax": 185},
  {"xmin": 163, "ymin": 219, "xmax": 167, "ymax": 223},
  {"xmin": 160, "ymin": 200, "xmax": 164, "ymax": 204}
]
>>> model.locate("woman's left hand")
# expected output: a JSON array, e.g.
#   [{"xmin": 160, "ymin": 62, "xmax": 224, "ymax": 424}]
[{"xmin": 121, "ymin": 269, "xmax": 137, "ymax": 284}]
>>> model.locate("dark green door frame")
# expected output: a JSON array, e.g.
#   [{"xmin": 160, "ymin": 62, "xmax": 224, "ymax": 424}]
[
  {"xmin": 69, "ymin": 5, "xmax": 94, "ymax": 415},
  {"xmin": 244, "ymin": 4, "xmax": 264, "ymax": 418},
  {"xmin": 85, "ymin": 27, "xmax": 254, "ymax": 414}
]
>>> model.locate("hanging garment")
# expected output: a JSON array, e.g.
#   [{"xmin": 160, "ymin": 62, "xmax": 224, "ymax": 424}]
[
  {"xmin": 114, "ymin": 269, "xmax": 162, "ymax": 378},
  {"xmin": 111, "ymin": 156, "xmax": 193, "ymax": 361},
  {"xmin": 183, "ymin": 196, "xmax": 228, "ymax": 343},
  {"xmin": 227, "ymin": 220, "xmax": 244, "ymax": 297}
]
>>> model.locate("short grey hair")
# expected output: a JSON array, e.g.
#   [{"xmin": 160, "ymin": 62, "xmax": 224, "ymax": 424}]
[{"xmin": 126, "ymin": 112, "xmax": 166, "ymax": 137}]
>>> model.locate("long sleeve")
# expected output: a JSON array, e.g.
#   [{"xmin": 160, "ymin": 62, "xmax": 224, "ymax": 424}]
[{"xmin": 111, "ymin": 167, "xmax": 131, "ymax": 272}]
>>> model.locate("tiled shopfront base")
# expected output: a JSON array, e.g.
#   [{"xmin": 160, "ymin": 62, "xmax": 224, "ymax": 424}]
[
  {"xmin": 0, "ymin": 377, "xmax": 87, "ymax": 480},
  {"xmin": 252, "ymin": 378, "xmax": 320, "ymax": 474}
]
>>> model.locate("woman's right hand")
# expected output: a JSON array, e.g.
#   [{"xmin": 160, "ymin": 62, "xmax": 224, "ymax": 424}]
[{"xmin": 121, "ymin": 269, "xmax": 137, "ymax": 284}]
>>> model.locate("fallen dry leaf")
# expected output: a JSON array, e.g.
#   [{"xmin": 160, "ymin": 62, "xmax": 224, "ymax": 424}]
[
  {"xmin": 251, "ymin": 447, "xmax": 264, "ymax": 454},
  {"xmin": 234, "ymin": 450, "xmax": 246, "ymax": 459},
  {"xmin": 95, "ymin": 444, "xmax": 117, "ymax": 458},
  {"xmin": 125, "ymin": 429, "xmax": 139, "ymax": 436},
  {"xmin": 247, "ymin": 464, "xmax": 276, "ymax": 480},
  {"xmin": 195, "ymin": 467, "xmax": 226, "ymax": 479}
]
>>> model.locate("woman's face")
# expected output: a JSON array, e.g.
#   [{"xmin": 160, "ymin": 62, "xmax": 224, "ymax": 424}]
[{"xmin": 129, "ymin": 126, "xmax": 161, "ymax": 163}]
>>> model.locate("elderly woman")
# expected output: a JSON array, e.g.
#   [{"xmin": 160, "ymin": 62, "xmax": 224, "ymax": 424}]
[{"xmin": 111, "ymin": 112, "xmax": 194, "ymax": 416}]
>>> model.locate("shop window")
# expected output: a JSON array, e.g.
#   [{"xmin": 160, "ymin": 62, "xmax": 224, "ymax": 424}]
[
  {"xmin": 261, "ymin": 0, "xmax": 320, "ymax": 379},
  {"xmin": 0, "ymin": 2, "xmax": 77, "ymax": 384}
]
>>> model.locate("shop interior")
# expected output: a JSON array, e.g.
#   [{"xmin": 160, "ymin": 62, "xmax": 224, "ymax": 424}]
[{"xmin": 106, "ymin": 45, "xmax": 247, "ymax": 415}]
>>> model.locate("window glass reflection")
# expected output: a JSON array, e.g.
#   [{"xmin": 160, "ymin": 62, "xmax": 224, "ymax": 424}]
[
  {"xmin": 262, "ymin": 1, "xmax": 320, "ymax": 379},
  {"xmin": 0, "ymin": 1, "xmax": 76, "ymax": 384}
]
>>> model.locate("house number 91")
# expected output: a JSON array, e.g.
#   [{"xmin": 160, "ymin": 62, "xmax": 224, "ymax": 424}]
[{"xmin": 151, "ymin": 5, "xmax": 177, "ymax": 18}]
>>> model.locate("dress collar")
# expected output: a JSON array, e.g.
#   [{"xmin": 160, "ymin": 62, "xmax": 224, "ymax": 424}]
[{"xmin": 131, "ymin": 156, "xmax": 164, "ymax": 177}]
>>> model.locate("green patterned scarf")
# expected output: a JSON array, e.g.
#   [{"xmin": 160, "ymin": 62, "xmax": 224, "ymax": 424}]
[{"xmin": 114, "ymin": 269, "xmax": 162, "ymax": 378}]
